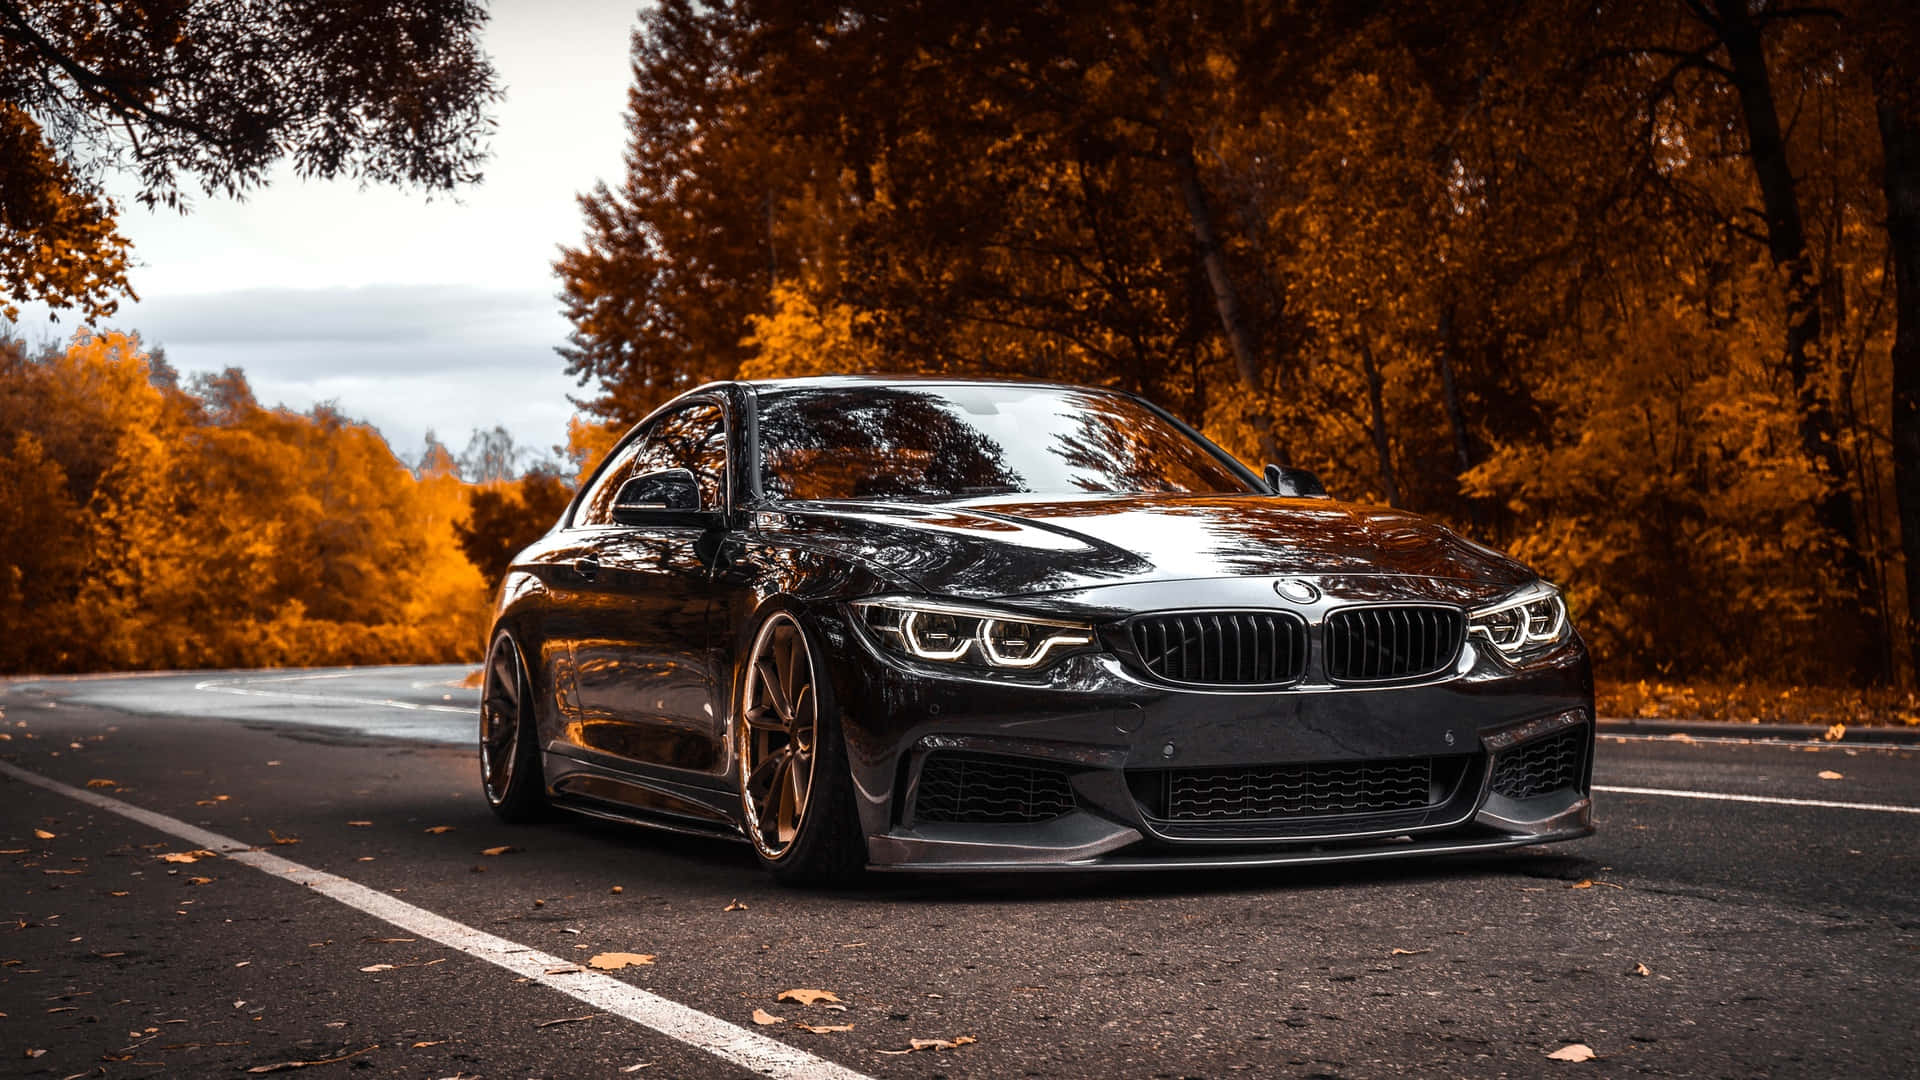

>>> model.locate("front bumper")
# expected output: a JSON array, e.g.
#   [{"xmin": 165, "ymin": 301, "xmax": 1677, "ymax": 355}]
[{"xmin": 818, "ymin": 599, "xmax": 1595, "ymax": 872}]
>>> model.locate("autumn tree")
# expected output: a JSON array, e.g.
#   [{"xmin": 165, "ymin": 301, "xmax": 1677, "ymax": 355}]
[
  {"xmin": 0, "ymin": 0, "xmax": 500, "ymax": 320},
  {"xmin": 455, "ymin": 466, "xmax": 573, "ymax": 586},
  {"xmin": 0, "ymin": 330, "xmax": 489, "ymax": 672}
]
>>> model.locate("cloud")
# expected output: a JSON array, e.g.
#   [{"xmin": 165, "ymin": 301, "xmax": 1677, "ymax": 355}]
[{"xmin": 126, "ymin": 284, "xmax": 568, "ymax": 351}]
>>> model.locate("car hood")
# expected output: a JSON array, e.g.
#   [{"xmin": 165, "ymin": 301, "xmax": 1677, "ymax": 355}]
[{"xmin": 769, "ymin": 493, "xmax": 1536, "ymax": 603}]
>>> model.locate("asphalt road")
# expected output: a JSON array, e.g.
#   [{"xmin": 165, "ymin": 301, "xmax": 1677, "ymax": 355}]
[{"xmin": 1, "ymin": 668, "xmax": 1915, "ymax": 1080}]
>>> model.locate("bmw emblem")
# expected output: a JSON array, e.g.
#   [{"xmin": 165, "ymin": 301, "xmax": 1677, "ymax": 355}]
[{"xmin": 1273, "ymin": 579, "xmax": 1319, "ymax": 603}]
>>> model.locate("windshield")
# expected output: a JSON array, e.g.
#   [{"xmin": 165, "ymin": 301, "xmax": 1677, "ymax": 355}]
[{"xmin": 753, "ymin": 383, "xmax": 1258, "ymax": 502}]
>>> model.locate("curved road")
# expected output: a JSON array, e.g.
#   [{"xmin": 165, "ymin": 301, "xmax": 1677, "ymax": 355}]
[{"xmin": 1, "ymin": 667, "xmax": 1915, "ymax": 1078}]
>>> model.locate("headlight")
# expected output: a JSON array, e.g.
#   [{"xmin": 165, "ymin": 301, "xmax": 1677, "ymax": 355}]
[
  {"xmin": 853, "ymin": 597, "xmax": 1096, "ymax": 670},
  {"xmin": 1469, "ymin": 582, "xmax": 1569, "ymax": 659}
]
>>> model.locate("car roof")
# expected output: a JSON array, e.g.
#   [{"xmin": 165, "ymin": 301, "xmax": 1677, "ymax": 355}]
[{"xmin": 720, "ymin": 373, "xmax": 1129, "ymax": 396}]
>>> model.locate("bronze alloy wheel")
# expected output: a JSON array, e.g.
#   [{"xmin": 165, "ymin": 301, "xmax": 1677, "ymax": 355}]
[
  {"xmin": 479, "ymin": 632, "xmax": 548, "ymax": 822},
  {"xmin": 480, "ymin": 634, "xmax": 523, "ymax": 805},
  {"xmin": 737, "ymin": 611, "xmax": 820, "ymax": 860}
]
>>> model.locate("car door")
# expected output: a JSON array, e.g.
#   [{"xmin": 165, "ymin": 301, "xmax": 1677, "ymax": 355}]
[{"xmin": 565, "ymin": 399, "xmax": 731, "ymax": 774}]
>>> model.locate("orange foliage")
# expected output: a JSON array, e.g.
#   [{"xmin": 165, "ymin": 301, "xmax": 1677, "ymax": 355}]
[{"xmin": 0, "ymin": 330, "xmax": 489, "ymax": 673}]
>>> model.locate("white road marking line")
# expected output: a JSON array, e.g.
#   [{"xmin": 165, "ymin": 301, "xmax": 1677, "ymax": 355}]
[
  {"xmin": 1595, "ymin": 784, "xmax": 1920, "ymax": 815},
  {"xmin": 0, "ymin": 759, "xmax": 873, "ymax": 1080},
  {"xmin": 193, "ymin": 677, "xmax": 474, "ymax": 715},
  {"xmin": 1601, "ymin": 732, "xmax": 1915, "ymax": 750}
]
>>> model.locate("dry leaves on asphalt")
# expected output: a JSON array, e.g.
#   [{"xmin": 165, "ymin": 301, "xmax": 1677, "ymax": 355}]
[
  {"xmin": 186, "ymin": 876, "xmax": 214, "ymax": 886},
  {"xmin": 424, "ymin": 826, "xmax": 454, "ymax": 834},
  {"xmin": 347, "ymin": 821, "xmax": 372, "ymax": 827},
  {"xmin": 877, "ymin": 1036, "xmax": 977, "ymax": 1055},
  {"xmin": 1632, "ymin": 963, "xmax": 1652, "ymax": 976},
  {"xmin": 1390, "ymin": 948, "xmax": 1430, "ymax": 956},
  {"xmin": 33, "ymin": 829, "xmax": 54, "ymax": 840},
  {"xmin": 86, "ymin": 778, "xmax": 117, "ymax": 788},
  {"xmin": 534, "ymin": 1014, "xmax": 599, "ymax": 1029},
  {"xmin": 1818, "ymin": 770, "xmax": 1844, "ymax": 780},
  {"xmin": 267, "ymin": 829, "xmax": 300, "ymax": 846},
  {"xmin": 586, "ymin": 952, "xmax": 655, "ymax": 971},
  {"xmin": 480, "ymin": 845, "xmax": 517, "ymax": 856},
  {"xmin": 776, "ymin": 989, "xmax": 841, "ymax": 1006},
  {"xmin": 411, "ymin": 1041, "xmax": 445, "ymax": 1049},
  {"xmin": 359, "ymin": 964, "xmax": 396, "ymax": 973},
  {"xmin": 795, "ymin": 1024, "xmax": 853, "ymax": 1034},
  {"xmin": 246, "ymin": 1045, "xmax": 379, "ymax": 1072},
  {"xmin": 158, "ymin": 850, "xmax": 217, "ymax": 864},
  {"xmin": 751, "ymin": 1009, "xmax": 784, "ymax": 1025},
  {"xmin": 724, "ymin": 899, "xmax": 747, "ymax": 911},
  {"xmin": 1546, "ymin": 1043, "xmax": 1597, "ymax": 1062},
  {"xmin": 544, "ymin": 964, "xmax": 583, "ymax": 975}
]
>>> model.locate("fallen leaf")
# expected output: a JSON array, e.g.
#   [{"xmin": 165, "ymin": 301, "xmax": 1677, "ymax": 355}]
[
  {"xmin": 1824, "ymin": 723, "xmax": 1847, "ymax": 742},
  {"xmin": 424, "ymin": 826, "xmax": 454, "ymax": 834},
  {"xmin": 480, "ymin": 845, "xmax": 516, "ymax": 856},
  {"xmin": 359, "ymin": 964, "xmax": 395, "ymax": 973},
  {"xmin": 411, "ymin": 1040, "xmax": 445, "ymax": 1049},
  {"xmin": 796, "ymin": 1023, "xmax": 854, "ymax": 1034},
  {"xmin": 1390, "ymin": 948, "xmax": 1430, "ymax": 956},
  {"xmin": 610, "ymin": 885, "xmax": 624, "ymax": 894},
  {"xmin": 878, "ymin": 1035, "xmax": 977, "ymax": 1054},
  {"xmin": 544, "ymin": 965, "xmax": 583, "ymax": 975},
  {"xmin": 110, "ymin": 891, "xmax": 128, "ymax": 897},
  {"xmin": 86, "ymin": 779, "xmax": 117, "ymax": 788},
  {"xmin": 33, "ymin": 829, "xmax": 54, "ymax": 840},
  {"xmin": 620, "ymin": 1065, "xmax": 655, "ymax": 1073},
  {"xmin": 777, "ymin": 989, "xmax": 841, "ymax": 1006},
  {"xmin": 268, "ymin": 829, "xmax": 299, "ymax": 846},
  {"xmin": 25, "ymin": 1049, "xmax": 46, "ymax": 1058},
  {"xmin": 0, "ymin": 848, "xmax": 25, "ymax": 854},
  {"xmin": 347, "ymin": 821, "xmax": 372, "ymax": 828},
  {"xmin": 1569, "ymin": 879, "xmax": 1593, "ymax": 889},
  {"xmin": 158, "ymin": 851, "xmax": 216, "ymax": 864},
  {"xmin": 186, "ymin": 876, "xmax": 214, "ymax": 886},
  {"xmin": 1632, "ymin": 963, "xmax": 1652, "ymax": 976},
  {"xmin": 752, "ymin": 1008, "xmax": 785, "ymax": 1025},
  {"xmin": 587, "ymin": 952, "xmax": 655, "ymax": 971},
  {"xmin": 246, "ymin": 1045, "xmax": 378, "ymax": 1072},
  {"xmin": 724, "ymin": 899, "xmax": 747, "ymax": 912},
  {"xmin": 535, "ymin": 1014, "xmax": 598, "ymax": 1028},
  {"xmin": 1818, "ymin": 770, "xmax": 1844, "ymax": 780},
  {"xmin": 1546, "ymin": 1043, "xmax": 1596, "ymax": 1062}
]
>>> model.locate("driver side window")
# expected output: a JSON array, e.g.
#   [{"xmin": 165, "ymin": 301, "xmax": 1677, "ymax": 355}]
[{"xmin": 575, "ymin": 401, "xmax": 728, "ymax": 527}]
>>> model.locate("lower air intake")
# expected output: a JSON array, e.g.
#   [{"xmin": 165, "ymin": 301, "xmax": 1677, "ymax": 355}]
[
  {"xmin": 1142, "ymin": 757, "xmax": 1441, "ymax": 822},
  {"xmin": 912, "ymin": 753, "xmax": 1077, "ymax": 825},
  {"xmin": 1490, "ymin": 728, "xmax": 1586, "ymax": 800}
]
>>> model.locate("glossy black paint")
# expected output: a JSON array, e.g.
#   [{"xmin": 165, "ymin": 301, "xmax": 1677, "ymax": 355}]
[{"xmin": 487, "ymin": 376, "xmax": 1594, "ymax": 870}]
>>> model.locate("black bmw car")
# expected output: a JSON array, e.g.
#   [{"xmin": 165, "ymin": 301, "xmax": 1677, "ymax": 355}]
[{"xmin": 480, "ymin": 376, "xmax": 1593, "ymax": 883}]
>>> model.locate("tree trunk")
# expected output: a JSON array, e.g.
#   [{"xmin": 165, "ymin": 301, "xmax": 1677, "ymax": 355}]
[
  {"xmin": 1436, "ymin": 304, "xmax": 1483, "ymax": 529},
  {"xmin": 1713, "ymin": 0, "xmax": 1879, "ymax": 678},
  {"xmin": 1876, "ymin": 47, "xmax": 1920, "ymax": 679},
  {"xmin": 1358, "ymin": 338, "xmax": 1401, "ymax": 507},
  {"xmin": 1150, "ymin": 49, "xmax": 1278, "ymax": 464}
]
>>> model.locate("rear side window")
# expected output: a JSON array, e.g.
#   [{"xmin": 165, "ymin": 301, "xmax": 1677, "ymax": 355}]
[{"xmin": 574, "ymin": 401, "xmax": 728, "ymax": 527}]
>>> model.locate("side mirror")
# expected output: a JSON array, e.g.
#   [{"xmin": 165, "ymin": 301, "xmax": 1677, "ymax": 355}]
[
  {"xmin": 611, "ymin": 468, "xmax": 722, "ymax": 527},
  {"xmin": 1264, "ymin": 463, "xmax": 1330, "ymax": 499}
]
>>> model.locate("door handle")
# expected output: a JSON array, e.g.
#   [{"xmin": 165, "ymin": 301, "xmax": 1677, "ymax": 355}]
[{"xmin": 573, "ymin": 557, "xmax": 601, "ymax": 581}]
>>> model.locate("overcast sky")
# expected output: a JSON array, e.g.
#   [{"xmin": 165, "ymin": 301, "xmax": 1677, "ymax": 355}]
[{"xmin": 7, "ymin": 0, "xmax": 643, "ymax": 467}]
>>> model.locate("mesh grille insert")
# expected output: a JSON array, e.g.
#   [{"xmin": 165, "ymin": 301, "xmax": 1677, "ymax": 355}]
[
  {"xmin": 1323, "ymin": 606, "xmax": 1465, "ymax": 682},
  {"xmin": 1145, "ymin": 758, "xmax": 1440, "ymax": 822},
  {"xmin": 912, "ymin": 753, "xmax": 1077, "ymax": 825},
  {"xmin": 1127, "ymin": 611, "xmax": 1308, "ymax": 686},
  {"xmin": 1490, "ymin": 728, "xmax": 1586, "ymax": 800}
]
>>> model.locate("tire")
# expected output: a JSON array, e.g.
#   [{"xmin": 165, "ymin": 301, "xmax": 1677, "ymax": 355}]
[
  {"xmin": 736, "ymin": 608, "xmax": 866, "ymax": 887},
  {"xmin": 480, "ymin": 631, "xmax": 552, "ymax": 824}
]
